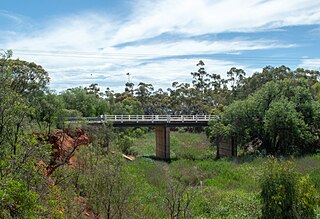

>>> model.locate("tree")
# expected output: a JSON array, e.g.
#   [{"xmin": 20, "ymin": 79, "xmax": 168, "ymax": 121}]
[
  {"xmin": 4, "ymin": 58, "xmax": 49, "ymax": 98},
  {"xmin": 0, "ymin": 51, "xmax": 53, "ymax": 218},
  {"xmin": 79, "ymin": 151, "xmax": 137, "ymax": 219},
  {"xmin": 263, "ymin": 98, "xmax": 312, "ymax": 154},
  {"xmin": 164, "ymin": 180, "xmax": 195, "ymax": 219},
  {"xmin": 0, "ymin": 52, "xmax": 50, "ymax": 156},
  {"xmin": 0, "ymin": 179, "xmax": 40, "ymax": 218},
  {"xmin": 233, "ymin": 65, "xmax": 320, "ymax": 101},
  {"xmin": 85, "ymin": 83, "xmax": 102, "ymax": 97},
  {"xmin": 33, "ymin": 92, "xmax": 65, "ymax": 133},
  {"xmin": 191, "ymin": 60, "xmax": 210, "ymax": 94},
  {"xmin": 207, "ymin": 78, "xmax": 320, "ymax": 155},
  {"xmin": 60, "ymin": 86, "xmax": 109, "ymax": 117},
  {"xmin": 135, "ymin": 82, "xmax": 154, "ymax": 114},
  {"xmin": 226, "ymin": 67, "xmax": 246, "ymax": 90}
]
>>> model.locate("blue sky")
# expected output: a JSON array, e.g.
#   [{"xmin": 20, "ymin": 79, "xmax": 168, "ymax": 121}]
[{"xmin": 1, "ymin": 0, "xmax": 320, "ymax": 92}]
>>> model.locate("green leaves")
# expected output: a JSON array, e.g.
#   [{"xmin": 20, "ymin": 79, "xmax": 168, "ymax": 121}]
[
  {"xmin": 208, "ymin": 78, "xmax": 320, "ymax": 155},
  {"xmin": 61, "ymin": 87, "xmax": 110, "ymax": 117},
  {"xmin": 263, "ymin": 98, "xmax": 311, "ymax": 154},
  {"xmin": 0, "ymin": 179, "xmax": 40, "ymax": 218},
  {"xmin": 260, "ymin": 159, "xmax": 317, "ymax": 219}
]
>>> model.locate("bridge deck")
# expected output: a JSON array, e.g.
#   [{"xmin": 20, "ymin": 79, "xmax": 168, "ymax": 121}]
[{"xmin": 69, "ymin": 115, "xmax": 215, "ymax": 127}]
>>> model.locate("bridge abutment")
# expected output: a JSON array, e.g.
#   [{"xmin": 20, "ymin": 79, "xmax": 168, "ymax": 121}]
[{"xmin": 155, "ymin": 127, "xmax": 170, "ymax": 160}]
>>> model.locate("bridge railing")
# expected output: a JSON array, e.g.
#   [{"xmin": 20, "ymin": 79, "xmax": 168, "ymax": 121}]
[{"xmin": 101, "ymin": 115, "xmax": 215, "ymax": 123}]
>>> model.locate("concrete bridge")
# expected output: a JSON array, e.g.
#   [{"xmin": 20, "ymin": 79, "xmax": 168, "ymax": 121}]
[{"xmin": 69, "ymin": 115, "xmax": 215, "ymax": 160}]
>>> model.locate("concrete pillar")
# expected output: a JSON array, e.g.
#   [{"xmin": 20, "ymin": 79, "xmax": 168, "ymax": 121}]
[
  {"xmin": 217, "ymin": 136, "xmax": 237, "ymax": 158},
  {"xmin": 155, "ymin": 127, "xmax": 170, "ymax": 160}
]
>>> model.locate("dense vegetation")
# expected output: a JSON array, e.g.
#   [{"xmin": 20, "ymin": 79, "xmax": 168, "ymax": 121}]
[{"xmin": 0, "ymin": 50, "xmax": 319, "ymax": 218}]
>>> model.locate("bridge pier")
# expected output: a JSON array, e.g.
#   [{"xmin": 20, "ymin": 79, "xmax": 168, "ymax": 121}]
[{"xmin": 155, "ymin": 127, "xmax": 170, "ymax": 160}]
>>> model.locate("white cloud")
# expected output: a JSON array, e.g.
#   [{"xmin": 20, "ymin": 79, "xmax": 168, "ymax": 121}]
[
  {"xmin": 113, "ymin": 0, "xmax": 320, "ymax": 44},
  {"xmin": 0, "ymin": 10, "xmax": 25, "ymax": 24},
  {"xmin": 299, "ymin": 59, "xmax": 320, "ymax": 69},
  {"xmin": 1, "ymin": 0, "xmax": 320, "ymax": 91},
  {"xmin": 115, "ymin": 39, "xmax": 295, "ymax": 57}
]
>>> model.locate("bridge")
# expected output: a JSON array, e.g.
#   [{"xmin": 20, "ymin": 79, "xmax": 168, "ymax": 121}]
[
  {"xmin": 68, "ymin": 115, "xmax": 215, "ymax": 160},
  {"xmin": 83, "ymin": 115, "xmax": 215, "ymax": 127}
]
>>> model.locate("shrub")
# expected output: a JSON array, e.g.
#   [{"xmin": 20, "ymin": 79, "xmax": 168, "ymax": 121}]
[
  {"xmin": 0, "ymin": 179, "xmax": 39, "ymax": 219},
  {"xmin": 296, "ymin": 175, "xmax": 319, "ymax": 219},
  {"xmin": 260, "ymin": 158, "xmax": 317, "ymax": 219},
  {"xmin": 117, "ymin": 135, "xmax": 134, "ymax": 155}
]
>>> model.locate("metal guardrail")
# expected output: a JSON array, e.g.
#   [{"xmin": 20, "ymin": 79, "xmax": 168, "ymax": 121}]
[
  {"xmin": 66, "ymin": 115, "xmax": 216, "ymax": 125},
  {"xmin": 82, "ymin": 115, "xmax": 215, "ymax": 123}
]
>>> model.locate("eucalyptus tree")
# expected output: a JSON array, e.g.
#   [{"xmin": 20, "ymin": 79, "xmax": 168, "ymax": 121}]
[
  {"xmin": 208, "ymin": 78, "xmax": 320, "ymax": 155},
  {"xmin": 135, "ymin": 82, "xmax": 154, "ymax": 114},
  {"xmin": 0, "ymin": 51, "xmax": 53, "ymax": 217},
  {"xmin": 232, "ymin": 65, "xmax": 320, "ymax": 101},
  {"xmin": 60, "ymin": 86, "xmax": 109, "ymax": 117}
]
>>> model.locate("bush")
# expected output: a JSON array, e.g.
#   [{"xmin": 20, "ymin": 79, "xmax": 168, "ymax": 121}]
[
  {"xmin": 117, "ymin": 135, "xmax": 134, "ymax": 155},
  {"xmin": 260, "ymin": 158, "xmax": 317, "ymax": 219},
  {"xmin": 0, "ymin": 179, "xmax": 39, "ymax": 219},
  {"xmin": 297, "ymin": 175, "xmax": 319, "ymax": 219}
]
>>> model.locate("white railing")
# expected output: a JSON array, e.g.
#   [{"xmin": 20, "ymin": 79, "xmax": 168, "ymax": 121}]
[
  {"xmin": 98, "ymin": 115, "xmax": 215, "ymax": 123},
  {"xmin": 66, "ymin": 115, "xmax": 216, "ymax": 124}
]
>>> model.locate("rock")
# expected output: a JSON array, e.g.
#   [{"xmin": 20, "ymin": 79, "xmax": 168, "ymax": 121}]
[{"xmin": 37, "ymin": 128, "xmax": 90, "ymax": 176}]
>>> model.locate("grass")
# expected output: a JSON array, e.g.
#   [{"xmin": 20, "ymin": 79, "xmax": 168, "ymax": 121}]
[
  {"xmin": 132, "ymin": 132, "xmax": 320, "ymax": 191},
  {"xmin": 131, "ymin": 132, "xmax": 155, "ymax": 156},
  {"xmin": 128, "ymin": 131, "xmax": 320, "ymax": 218},
  {"xmin": 131, "ymin": 130, "xmax": 213, "ymax": 159}
]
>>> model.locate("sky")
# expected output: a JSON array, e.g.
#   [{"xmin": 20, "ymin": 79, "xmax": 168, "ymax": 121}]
[{"xmin": 1, "ymin": 0, "xmax": 320, "ymax": 93}]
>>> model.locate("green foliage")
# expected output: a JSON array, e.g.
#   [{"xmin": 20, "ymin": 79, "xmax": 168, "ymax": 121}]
[
  {"xmin": 70, "ymin": 145, "xmax": 165, "ymax": 219},
  {"xmin": 131, "ymin": 132, "xmax": 156, "ymax": 156},
  {"xmin": 82, "ymin": 155, "xmax": 135, "ymax": 218},
  {"xmin": 309, "ymin": 169, "xmax": 320, "ymax": 190},
  {"xmin": 169, "ymin": 159, "xmax": 204, "ymax": 186},
  {"xmin": 131, "ymin": 131, "xmax": 212, "ymax": 159},
  {"xmin": 60, "ymin": 87, "xmax": 109, "ymax": 117},
  {"xmin": 197, "ymin": 160, "xmax": 260, "ymax": 191},
  {"xmin": 0, "ymin": 179, "xmax": 39, "ymax": 219},
  {"xmin": 2, "ymin": 51, "xmax": 320, "ymax": 219},
  {"xmin": 0, "ymin": 52, "xmax": 61, "ymax": 219},
  {"xmin": 3, "ymin": 58, "xmax": 49, "ymax": 97},
  {"xmin": 192, "ymin": 189, "xmax": 261, "ymax": 219},
  {"xmin": 208, "ymin": 79, "xmax": 320, "ymax": 155},
  {"xmin": 234, "ymin": 65, "xmax": 320, "ymax": 100},
  {"xmin": 260, "ymin": 159, "xmax": 318, "ymax": 219},
  {"xmin": 297, "ymin": 175, "xmax": 319, "ymax": 218},
  {"xmin": 263, "ymin": 98, "xmax": 312, "ymax": 154},
  {"xmin": 207, "ymin": 119, "xmax": 233, "ymax": 147},
  {"xmin": 117, "ymin": 135, "xmax": 134, "ymax": 155},
  {"xmin": 33, "ymin": 92, "xmax": 65, "ymax": 133},
  {"xmin": 163, "ymin": 179, "xmax": 196, "ymax": 219}
]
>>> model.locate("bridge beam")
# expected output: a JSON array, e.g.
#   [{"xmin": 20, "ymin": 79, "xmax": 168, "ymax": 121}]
[{"xmin": 155, "ymin": 127, "xmax": 170, "ymax": 160}]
